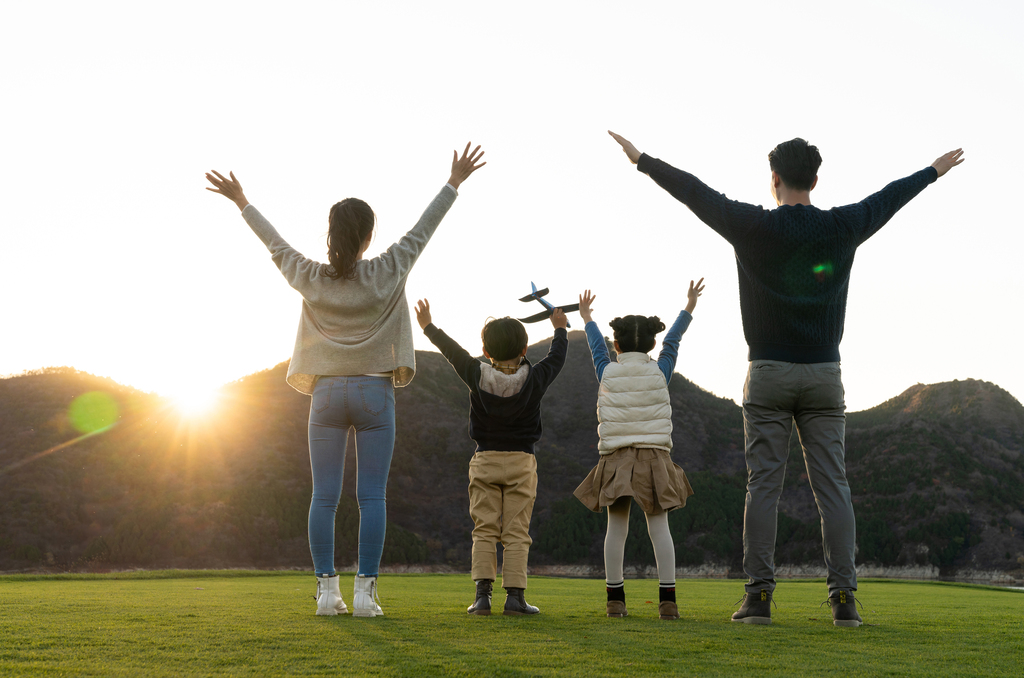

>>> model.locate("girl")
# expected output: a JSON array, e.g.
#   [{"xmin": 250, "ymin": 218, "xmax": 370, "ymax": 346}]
[
  {"xmin": 205, "ymin": 143, "xmax": 485, "ymax": 616},
  {"xmin": 574, "ymin": 279, "xmax": 704, "ymax": 620}
]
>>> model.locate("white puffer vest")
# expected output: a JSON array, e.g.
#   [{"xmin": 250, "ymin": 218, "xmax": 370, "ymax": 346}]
[{"xmin": 597, "ymin": 352, "xmax": 673, "ymax": 455}]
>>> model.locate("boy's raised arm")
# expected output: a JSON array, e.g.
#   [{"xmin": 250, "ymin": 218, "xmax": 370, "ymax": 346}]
[
  {"xmin": 416, "ymin": 299, "xmax": 481, "ymax": 388},
  {"xmin": 531, "ymin": 310, "xmax": 568, "ymax": 386}
]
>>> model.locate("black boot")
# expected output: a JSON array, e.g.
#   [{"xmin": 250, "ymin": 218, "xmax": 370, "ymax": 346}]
[
  {"xmin": 467, "ymin": 579, "xmax": 493, "ymax": 616},
  {"xmin": 502, "ymin": 587, "xmax": 540, "ymax": 616},
  {"xmin": 731, "ymin": 589, "xmax": 773, "ymax": 625},
  {"xmin": 826, "ymin": 589, "xmax": 863, "ymax": 627}
]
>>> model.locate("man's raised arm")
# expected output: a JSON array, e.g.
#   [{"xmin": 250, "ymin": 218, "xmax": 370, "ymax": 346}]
[
  {"xmin": 607, "ymin": 131, "xmax": 764, "ymax": 245},
  {"xmin": 835, "ymin": 148, "xmax": 965, "ymax": 245}
]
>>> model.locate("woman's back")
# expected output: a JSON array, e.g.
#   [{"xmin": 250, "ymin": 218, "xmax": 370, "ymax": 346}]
[{"xmin": 240, "ymin": 186, "xmax": 458, "ymax": 392}]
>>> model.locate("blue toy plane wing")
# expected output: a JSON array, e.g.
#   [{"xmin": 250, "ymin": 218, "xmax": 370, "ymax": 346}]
[
  {"xmin": 518, "ymin": 310, "xmax": 553, "ymax": 323},
  {"xmin": 518, "ymin": 304, "xmax": 579, "ymax": 324},
  {"xmin": 518, "ymin": 287, "xmax": 549, "ymax": 302}
]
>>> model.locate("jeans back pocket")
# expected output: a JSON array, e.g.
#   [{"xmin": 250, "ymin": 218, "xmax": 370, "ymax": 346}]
[
  {"xmin": 312, "ymin": 380, "xmax": 333, "ymax": 414},
  {"xmin": 359, "ymin": 381, "xmax": 389, "ymax": 416}
]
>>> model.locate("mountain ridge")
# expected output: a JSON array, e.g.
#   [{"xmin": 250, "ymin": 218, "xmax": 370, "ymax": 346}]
[{"xmin": 2, "ymin": 333, "xmax": 1022, "ymax": 577}]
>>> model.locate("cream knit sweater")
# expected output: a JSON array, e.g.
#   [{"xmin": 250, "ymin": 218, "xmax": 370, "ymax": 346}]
[{"xmin": 241, "ymin": 185, "xmax": 457, "ymax": 394}]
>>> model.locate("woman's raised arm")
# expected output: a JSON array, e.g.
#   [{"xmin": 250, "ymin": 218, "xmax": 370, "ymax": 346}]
[
  {"xmin": 205, "ymin": 170, "xmax": 250, "ymax": 211},
  {"xmin": 447, "ymin": 143, "xmax": 486, "ymax": 190},
  {"xmin": 373, "ymin": 143, "xmax": 486, "ymax": 278}
]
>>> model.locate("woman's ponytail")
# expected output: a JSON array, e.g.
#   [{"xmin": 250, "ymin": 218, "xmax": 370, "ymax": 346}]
[{"xmin": 326, "ymin": 198, "xmax": 376, "ymax": 280}]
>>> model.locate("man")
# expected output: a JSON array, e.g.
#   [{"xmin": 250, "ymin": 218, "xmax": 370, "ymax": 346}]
[{"xmin": 609, "ymin": 130, "xmax": 963, "ymax": 626}]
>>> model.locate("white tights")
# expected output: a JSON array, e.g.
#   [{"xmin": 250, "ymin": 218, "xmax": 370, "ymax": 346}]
[{"xmin": 604, "ymin": 496, "xmax": 676, "ymax": 585}]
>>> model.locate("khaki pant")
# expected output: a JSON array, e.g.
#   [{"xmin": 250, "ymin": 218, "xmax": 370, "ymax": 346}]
[{"xmin": 468, "ymin": 451, "xmax": 538, "ymax": 589}]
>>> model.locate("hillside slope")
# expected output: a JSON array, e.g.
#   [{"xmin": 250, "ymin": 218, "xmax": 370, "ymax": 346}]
[{"xmin": 1, "ymin": 337, "xmax": 1022, "ymax": 574}]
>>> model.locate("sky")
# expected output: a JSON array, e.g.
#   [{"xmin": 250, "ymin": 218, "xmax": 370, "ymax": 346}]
[{"xmin": 2, "ymin": 0, "xmax": 1022, "ymax": 412}]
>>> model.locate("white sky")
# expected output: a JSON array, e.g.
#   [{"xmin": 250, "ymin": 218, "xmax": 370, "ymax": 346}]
[{"xmin": 2, "ymin": 0, "xmax": 1021, "ymax": 411}]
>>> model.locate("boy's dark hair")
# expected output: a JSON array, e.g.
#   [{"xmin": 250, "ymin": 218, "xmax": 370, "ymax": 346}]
[
  {"xmin": 768, "ymin": 138, "xmax": 822, "ymax": 191},
  {"xmin": 609, "ymin": 315, "xmax": 665, "ymax": 354},
  {"xmin": 481, "ymin": 317, "xmax": 528, "ymax": 361}
]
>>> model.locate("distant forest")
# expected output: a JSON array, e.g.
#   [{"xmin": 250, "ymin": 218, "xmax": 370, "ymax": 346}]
[{"xmin": 2, "ymin": 332, "xmax": 1023, "ymax": 575}]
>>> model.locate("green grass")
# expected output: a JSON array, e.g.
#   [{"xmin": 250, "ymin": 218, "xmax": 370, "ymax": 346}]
[{"xmin": 0, "ymin": 574, "xmax": 1021, "ymax": 677}]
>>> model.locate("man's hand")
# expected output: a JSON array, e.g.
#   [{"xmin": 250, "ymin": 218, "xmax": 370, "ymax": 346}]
[
  {"xmin": 549, "ymin": 308, "xmax": 568, "ymax": 330},
  {"xmin": 608, "ymin": 131, "xmax": 641, "ymax": 164},
  {"xmin": 205, "ymin": 170, "xmax": 250, "ymax": 211},
  {"xmin": 415, "ymin": 299, "xmax": 432, "ymax": 330},
  {"xmin": 931, "ymin": 148, "xmax": 965, "ymax": 178},
  {"xmin": 579, "ymin": 290, "xmax": 596, "ymax": 323},
  {"xmin": 685, "ymin": 278, "xmax": 705, "ymax": 315},
  {"xmin": 447, "ymin": 143, "xmax": 486, "ymax": 189}
]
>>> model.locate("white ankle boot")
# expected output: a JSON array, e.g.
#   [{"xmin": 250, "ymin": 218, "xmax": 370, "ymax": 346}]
[
  {"xmin": 314, "ymin": 574, "xmax": 348, "ymax": 616},
  {"xmin": 353, "ymin": 574, "xmax": 384, "ymax": 617}
]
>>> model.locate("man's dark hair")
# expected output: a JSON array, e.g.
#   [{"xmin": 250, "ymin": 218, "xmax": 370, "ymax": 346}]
[
  {"xmin": 768, "ymin": 138, "xmax": 822, "ymax": 191},
  {"xmin": 609, "ymin": 315, "xmax": 665, "ymax": 354},
  {"xmin": 481, "ymin": 317, "xmax": 528, "ymax": 361}
]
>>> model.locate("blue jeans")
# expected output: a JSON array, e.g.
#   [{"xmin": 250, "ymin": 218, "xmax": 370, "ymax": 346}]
[{"xmin": 308, "ymin": 375, "xmax": 395, "ymax": 578}]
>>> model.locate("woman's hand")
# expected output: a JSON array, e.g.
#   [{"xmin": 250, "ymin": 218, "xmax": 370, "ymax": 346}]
[
  {"xmin": 447, "ymin": 143, "xmax": 486, "ymax": 189},
  {"xmin": 415, "ymin": 299, "xmax": 432, "ymax": 330},
  {"xmin": 579, "ymin": 290, "xmax": 596, "ymax": 323},
  {"xmin": 608, "ymin": 131, "xmax": 641, "ymax": 164},
  {"xmin": 205, "ymin": 170, "xmax": 250, "ymax": 211},
  {"xmin": 685, "ymin": 278, "xmax": 705, "ymax": 314}
]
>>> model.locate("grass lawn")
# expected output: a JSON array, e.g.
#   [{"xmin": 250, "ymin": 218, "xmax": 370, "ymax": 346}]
[{"xmin": 0, "ymin": 572, "xmax": 1021, "ymax": 677}]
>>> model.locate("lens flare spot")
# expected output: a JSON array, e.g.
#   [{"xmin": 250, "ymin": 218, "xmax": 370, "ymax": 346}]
[
  {"xmin": 68, "ymin": 391, "xmax": 119, "ymax": 434},
  {"xmin": 813, "ymin": 262, "xmax": 834, "ymax": 282}
]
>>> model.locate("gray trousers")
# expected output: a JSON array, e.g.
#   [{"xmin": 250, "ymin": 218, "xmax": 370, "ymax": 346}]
[{"xmin": 742, "ymin": 360, "xmax": 857, "ymax": 595}]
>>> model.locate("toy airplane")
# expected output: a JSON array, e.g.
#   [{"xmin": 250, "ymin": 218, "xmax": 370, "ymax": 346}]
[{"xmin": 518, "ymin": 282, "xmax": 580, "ymax": 327}]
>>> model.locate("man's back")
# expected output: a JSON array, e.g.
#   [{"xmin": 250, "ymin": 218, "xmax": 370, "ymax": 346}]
[{"xmin": 636, "ymin": 153, "xmax": 938, "ymax": 362}]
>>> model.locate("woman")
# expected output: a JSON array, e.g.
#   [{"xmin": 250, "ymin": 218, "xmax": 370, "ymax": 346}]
[{"xmin": 205, "ymin": 144, "xmax": 485, "ymax": 616}]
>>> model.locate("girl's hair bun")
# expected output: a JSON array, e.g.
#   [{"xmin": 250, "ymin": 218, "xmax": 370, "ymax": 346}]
[{"xmin": 608, "ymin": 314, "xmax": 665, "ymax": 354}]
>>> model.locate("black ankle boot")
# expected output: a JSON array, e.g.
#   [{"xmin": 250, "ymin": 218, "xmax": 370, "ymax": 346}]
[
  {"xmin": 731, "ymin": 589, "xmax": 773, "ymax": 625},
  {"xmin": 503, "ymin": 587, "xmax": 540, "ymax": 616},
  {"xmin": 827, "ymin": 589, "xmax": 863, "ymax": 627},
  {"xmin": 467, "ymin": 579, "xmax": 493, "ymax": 616}
]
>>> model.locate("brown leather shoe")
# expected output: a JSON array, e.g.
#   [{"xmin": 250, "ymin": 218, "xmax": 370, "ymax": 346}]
[
  {"xmin": 606, "ymin": 600, "xmax": 627, "ymax": 618},
  {"xmin": 659, "ymin": 601, "xmax": 679, "ymax": 620}
]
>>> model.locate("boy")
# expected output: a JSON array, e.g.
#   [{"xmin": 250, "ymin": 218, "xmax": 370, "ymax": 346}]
[{"xmin": 415, "ymin": 299, "xmax": 568, "ymax": 615}]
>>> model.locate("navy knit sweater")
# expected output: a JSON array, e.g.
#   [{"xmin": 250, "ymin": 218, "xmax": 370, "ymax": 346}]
[
  {"xmin": 423, "ymin": 325, "xmax": 568, "ymax": 454},
  {"xmin": 637, "ymin": 154, "xmax": 938, "ymax": 363}
]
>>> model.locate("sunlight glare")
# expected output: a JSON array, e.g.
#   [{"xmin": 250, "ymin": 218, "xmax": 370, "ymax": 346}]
[{"xmin": 169, "ymin": 386, "xmax": 222, "ymax": 418}]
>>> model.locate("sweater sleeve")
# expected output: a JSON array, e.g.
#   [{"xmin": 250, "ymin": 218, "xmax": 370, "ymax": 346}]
[
  {"xmin": 831, "ymin": 167, "xmax": 938, "ymax": 245},
  {"xmin": 584, "ymin": 321, "xmax": 611, "ymax": 382},
  {"xmin": 656, "ymin": 310, "xmax": 692, "ymax": 383},
  {"xmin": 636, "ymin": 153, "xmax": 766, "ymax": 245},
  {"xmin": 372, "ymin": 185, "xmax": 458, "ymax": 278},
  {"xmin": 241, "ymin": 204, "xmax": 324, "ymax": 290},
  {"xmin": 423, "ymin": 323, "xmax": 481, "ymax": 390},
  {"xmin": 530, "ymin": 328, "xmax": 569, "ymax": 387}
]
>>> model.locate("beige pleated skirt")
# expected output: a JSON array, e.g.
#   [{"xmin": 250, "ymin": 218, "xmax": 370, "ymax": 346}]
[{"xmin": 574, "ymin": 446, "xmax": 694, "ymax": 514}]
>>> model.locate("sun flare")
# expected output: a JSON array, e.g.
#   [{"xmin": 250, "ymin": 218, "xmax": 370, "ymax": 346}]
[{"xmin": 169, "ymin": 387, "xmax": 222, "ymax": 417}]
